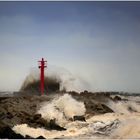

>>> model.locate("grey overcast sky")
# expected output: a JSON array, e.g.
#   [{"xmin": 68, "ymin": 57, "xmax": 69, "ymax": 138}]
[{"xmin": 0, "ymin": 1, "xmax": 140, "ymax": 93}]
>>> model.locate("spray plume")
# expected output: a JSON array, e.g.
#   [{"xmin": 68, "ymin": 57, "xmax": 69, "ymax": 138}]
[
  {"xmin": 37, "ymin": 94, "xmax": 86, "ymax": 125},
  {"xmin": 20, "ymin": 65, "xmax": 90, "ymax": 92}
]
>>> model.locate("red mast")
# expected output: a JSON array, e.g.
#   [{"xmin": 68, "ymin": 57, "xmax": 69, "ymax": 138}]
[{"xmin": 38, "ymin": 58, "xmax": 47, "ymax": 95}]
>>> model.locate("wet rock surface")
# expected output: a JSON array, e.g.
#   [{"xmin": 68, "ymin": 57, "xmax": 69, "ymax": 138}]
[
  {"xmin": 73, "ymin": 115, "xmax": 86, "ymax": 122},
  {"xmin": 49, "ymin": 119, "xmax": 66, "ymax": 131},
  {"xmin": 0, "ymin": 121, "xmax": 25, "ymax": 139},
  {"xmin": 0, "ymin": 91, "xmax": 121, "ymax": 138},
  {"xmin": 0, "ymin": 120, "xmax": 46, "ymax": 139},
  {"xmin": 68, "ymin": 91, "xmax": 114, "ymax": 115},
  {"xmin": 0, "ymin": 95, "xmax": 67, "ymax": 138}
]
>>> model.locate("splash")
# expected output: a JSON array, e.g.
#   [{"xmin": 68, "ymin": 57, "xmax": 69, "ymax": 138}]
[
  {"xmin": 105, "ymin": 99, "xmax": 140, "ymax": 139},
  {"xmin": 20, "ymin": 65, "xmax": 90, "ymax": 93},
  {"xmin": 107, "ymin": 100, "xmax": 140, "ymax": 114},
  {"xmin": 12, "ymin": 94, "xmax": 140, "ymax": 139},
  {"xmin": 12, "ymin": 122, "xmax": 91, "ymax": 139},
  {"xmin": 37, "ymin": 94, "xmax": 86, "ymax": 125},
  {"xmin": 111, "ymin": 119, "xmax": 140, "ymax": 139},
  {"xmin": 12, "ymin": 113, "xmax": 120, "ymax": 139},
  {"xmin": 12, "ymin": 124, "xmax": 47, "ymax": 138},
  {"xmin": 13, "ymin": 94, "xmax": 88, "ymax": 139}
]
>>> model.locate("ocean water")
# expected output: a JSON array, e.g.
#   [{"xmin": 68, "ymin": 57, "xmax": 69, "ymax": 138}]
[{"xmin": 12, "ymin": 94, "xmax": 140, "ymax": 139}]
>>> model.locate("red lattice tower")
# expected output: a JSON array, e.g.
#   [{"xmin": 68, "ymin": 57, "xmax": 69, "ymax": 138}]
[{"xmin": 38, "ymin": 58, "xmax": 47, "ymax": 95}]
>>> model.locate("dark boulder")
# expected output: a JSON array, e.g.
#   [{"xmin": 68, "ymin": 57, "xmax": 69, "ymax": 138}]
[
  {"xmin": 99, "ymin": 104, "xmax": 114, "ymax": 113},
  {"xmin": 33, "ymin": 114, "xmax": 42, "ymax": 120},
  {"xmin": 7, "ymin": 112, "xmax": 13, "ymax": 119},
  {"xmin": 25, "ymin": 115, "xmax": 66, "ymax": 131},
  {"xmin": 0, "ymin": 112, "xmax": 6, "ymax": 119},
  {"xmin": 49, "ymin": 119, "xmax": 66, "ymax": 131},
  {"xmin": 113, "ymin": 96, "xmax": 122, "ymax": 101},
  {"xmin": 0, "ymin": 121, "xmax": 25, "ymax": 139},
  {"xmin": 73, "ymin": 116, "xmax": 86, "ymax": 122},
  {"xmin": 25, "ymin": 135, "xmax": 34, "ymax": 139},
  {"xmin": 36, "ymin": 136, "xmax": 46, "ymax": 139}
]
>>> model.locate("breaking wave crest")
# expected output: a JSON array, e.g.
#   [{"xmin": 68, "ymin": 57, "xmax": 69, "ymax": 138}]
[
  {"xmin": 107, "ymin": 100, "xmax": 140, "ymax": 114},
  {"xmin": 12, "ymin": 94, "xmax": 140, "ymax": 139},
  {"xmin": 37, "ymin": 94, "xmax": 86, "ymax": 125},
  {"xmin": 112, "ymin": 119, "xmax": 140, "ymax": 139}
]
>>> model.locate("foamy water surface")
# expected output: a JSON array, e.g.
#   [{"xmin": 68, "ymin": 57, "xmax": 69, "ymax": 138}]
[{"xmin": 13, "ymin": 94, "xmax": 140, "ymax": 139}]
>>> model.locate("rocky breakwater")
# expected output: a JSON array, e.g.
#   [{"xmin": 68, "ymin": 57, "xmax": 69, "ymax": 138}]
[{"xmin": 0, "ymin": 92, "xmax": 114, "ymax": 139}]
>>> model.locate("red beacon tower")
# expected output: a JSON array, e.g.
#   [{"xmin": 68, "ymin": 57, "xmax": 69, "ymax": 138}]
[{"xmin": 38, "ymin": 58, "xmax": 47, "ymax": 95}]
